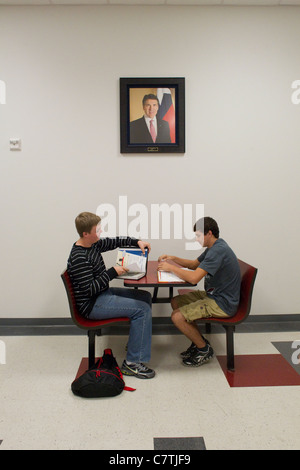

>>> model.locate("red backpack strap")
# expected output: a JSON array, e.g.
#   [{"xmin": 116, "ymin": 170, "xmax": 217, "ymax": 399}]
[
  {"xmin": 104, "ymin": 349, "xmax": 136, "ymax": 392},
  {"xmin": 116, "ymin": 364, "xmax": 136, "ymax": 392}
]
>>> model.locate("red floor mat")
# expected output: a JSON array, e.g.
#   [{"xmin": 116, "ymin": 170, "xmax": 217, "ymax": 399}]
[{"xmin": 217, "ymin": 354, "xmax": 300, "ymax": 387}]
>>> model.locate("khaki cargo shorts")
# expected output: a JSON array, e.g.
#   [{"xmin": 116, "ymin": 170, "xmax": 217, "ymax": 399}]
[{"xmin": 174, "ymin": 290, "xmax": 229, "ymax": 322}]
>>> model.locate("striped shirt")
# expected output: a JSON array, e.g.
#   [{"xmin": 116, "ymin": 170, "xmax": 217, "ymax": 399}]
[{"xmin": 67, "ymin": 237, "xmax": 139, "ymax": 318}]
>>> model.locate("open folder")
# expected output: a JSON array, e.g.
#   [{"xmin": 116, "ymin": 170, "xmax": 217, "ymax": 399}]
[
  {"xmin": 157, "ymin": 267, "xmax": 191, "ymax": 283},
  {"xmin": 157, "ymin": 271, "xmax": 183, "ymax": 283},
  {"xmin": 116, "ymin": 248, "xmax": 148, "ymax": 280}
]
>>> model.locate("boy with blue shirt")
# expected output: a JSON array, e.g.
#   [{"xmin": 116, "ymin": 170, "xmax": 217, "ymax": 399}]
[{"xmin": 158, "ymin": 217, "xmax": 241, "ymax": 367}]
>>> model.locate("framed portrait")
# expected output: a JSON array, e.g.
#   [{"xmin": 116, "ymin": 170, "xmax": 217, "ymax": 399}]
[{"xmin": 120, "ymin": 77, "xmax": 185, "ymax": 154}]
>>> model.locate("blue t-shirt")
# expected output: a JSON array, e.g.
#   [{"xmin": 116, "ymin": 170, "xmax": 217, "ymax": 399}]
[{"xmin": 197, "ymin": 238, "xmax": 241, "ymax": 316}]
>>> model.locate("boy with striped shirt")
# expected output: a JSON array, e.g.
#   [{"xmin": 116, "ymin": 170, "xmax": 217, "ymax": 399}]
[{"xmin": 67, "ymin": 212, "xmax": 155, "ymax": 379}]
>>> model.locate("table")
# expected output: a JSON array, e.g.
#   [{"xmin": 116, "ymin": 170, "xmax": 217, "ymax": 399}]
[{"xmin": 124, "ymin": 261, "xmax": 196, "ymax": 303}]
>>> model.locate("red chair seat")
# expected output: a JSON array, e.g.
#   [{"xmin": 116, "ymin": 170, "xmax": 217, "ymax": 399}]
[{"xmin": 61, "ymin": 269, "xmax": 129, "ymax": 367}]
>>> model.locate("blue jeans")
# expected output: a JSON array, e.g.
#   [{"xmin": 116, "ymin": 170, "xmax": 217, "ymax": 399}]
[{"xmin": 89, "ymin": 287, "xmax": 152, "ymax": 364}]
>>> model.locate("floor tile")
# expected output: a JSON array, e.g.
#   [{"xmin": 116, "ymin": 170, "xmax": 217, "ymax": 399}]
[
  {"xmin": 272, "ymin": 341, "xmax": 300, "ymax": 375},
  {"xmin": 154, "ymin": 437, "xmax": 206, "ymax": 450},
  {"xmin": 217, "ymin": 354, "xmax": 300, "ymax": 387},
  {"xmin": 1, "ymin": 333, "xmax": 300, "ymax": 449}
]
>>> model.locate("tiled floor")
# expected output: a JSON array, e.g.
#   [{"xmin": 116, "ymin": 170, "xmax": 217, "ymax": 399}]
[{"xmin": 0, "ymin": 330, "xmax": 299, "ymax": 450}]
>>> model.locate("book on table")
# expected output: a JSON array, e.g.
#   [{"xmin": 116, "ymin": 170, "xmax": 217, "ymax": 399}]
[
  {"xmin": 116, "ymin": 248, "xmax": 148, "ymax": 280},
  {"xmin": 157, "ymin": 268, "xmax": 191, "ymax": 283}
]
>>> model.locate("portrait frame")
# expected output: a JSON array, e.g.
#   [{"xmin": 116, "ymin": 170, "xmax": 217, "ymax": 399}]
[{"xmin": 120, "ymin": 77, "xmax": 185, "ymax": 154}]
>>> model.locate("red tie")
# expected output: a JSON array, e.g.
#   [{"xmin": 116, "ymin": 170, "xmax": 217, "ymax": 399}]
[{"xmin": 150, "ymin": 120, "xmax": 156, "ymax": 143}]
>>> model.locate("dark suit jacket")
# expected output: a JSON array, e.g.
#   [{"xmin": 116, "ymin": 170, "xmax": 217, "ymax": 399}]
[{"xmin": 130, "ymin": 117, "xmax": 171, "ymax": 144}]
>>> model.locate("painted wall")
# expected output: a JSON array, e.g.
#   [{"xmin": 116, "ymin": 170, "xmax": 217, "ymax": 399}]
[{"xmin": 0, "ymin": 5, "xmax": 300, "ymax": 318}]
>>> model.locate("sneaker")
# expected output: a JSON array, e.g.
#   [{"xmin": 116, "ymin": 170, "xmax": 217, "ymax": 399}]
[
  {"xmin": 180, "ymin": 342, "xmax": 197, "ymax": 359},
  {"xmin": 182, "ymin": 344, "xmax": 214, "ymax": 367},
  {"xmin": 121, "ymin": 360, "xmax": 155, "ymax": 379},
  {"xmin": 180, "ymin": 337, "xmax": 211, "ymax": 359}
]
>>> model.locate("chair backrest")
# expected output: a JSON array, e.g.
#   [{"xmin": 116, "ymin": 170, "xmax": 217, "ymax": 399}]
[
  {"xmin": 233, "ymin": 259, "xmax": 258, "ymax": 324},
  {"xmin": 61, "ymin": 269, "xmax": 87, "ymax": 328}
]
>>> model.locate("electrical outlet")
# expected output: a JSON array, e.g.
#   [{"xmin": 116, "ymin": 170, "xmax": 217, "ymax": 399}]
[{"xmin": 10, "ymin": 139, "xmax": 21, "ymax": 151}]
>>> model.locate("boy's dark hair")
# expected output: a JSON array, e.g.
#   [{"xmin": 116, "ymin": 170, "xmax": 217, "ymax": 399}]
[{"xmin": 193, "ymin": 217, "xmax": 219, "ymax": 239}]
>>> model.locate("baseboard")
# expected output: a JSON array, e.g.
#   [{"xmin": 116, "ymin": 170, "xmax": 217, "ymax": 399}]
[{"xmin": 0, "ymin": 315, "xmax": 300, "ymax": 336}]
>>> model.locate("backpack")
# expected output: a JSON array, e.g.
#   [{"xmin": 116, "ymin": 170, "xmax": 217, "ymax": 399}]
[{"xmin": 71, "ymin": 348, "xmax": 135, "ymax": 398}]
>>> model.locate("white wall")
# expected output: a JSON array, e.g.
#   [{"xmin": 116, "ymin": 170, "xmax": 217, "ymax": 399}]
[{"xmin": 0, "ymin": 5, "xmax": 300, "ymax": 318}]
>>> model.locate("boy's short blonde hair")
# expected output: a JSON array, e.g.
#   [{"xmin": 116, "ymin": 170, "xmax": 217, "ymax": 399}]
[{"xmin": 75, "ymin": 212, "xmax": 101, "ymax": 237}]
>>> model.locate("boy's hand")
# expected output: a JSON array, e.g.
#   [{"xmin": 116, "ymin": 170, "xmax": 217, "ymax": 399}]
[
  {"xmin": 158, "ymin": 254, "xmax": 174, "ymax": 263},
  {"xmin": 114, "ymin": 265, "xmax": 129, "ymax": 276},
  {"xmin": 138, "ymin": 240, "xmax": 151, "ymax": 254},
  {"xmin": 158, "ymin": 261, "xmax": 173, "ymax": 272}
]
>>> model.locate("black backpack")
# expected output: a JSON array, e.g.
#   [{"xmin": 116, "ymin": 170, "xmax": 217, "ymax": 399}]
[{"xmin": 71, "ymin": 349, "xmax": 135, "ymax": 398}]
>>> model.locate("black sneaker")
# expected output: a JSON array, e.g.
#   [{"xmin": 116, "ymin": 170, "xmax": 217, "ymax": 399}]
[
  {"xmin": 180, "ymin": 342, "xmax": 197, "ymax": 359},
  {"xmin": 180, "ymin": 337, "xmax": 211, "ymax": 359},
  {"xmin": 182, "ymin": 344, "xmax": 214, "ymax": 367},
  {"xmin": 121, "ymin": 360, "xmax": 155, "ymax": 379}
]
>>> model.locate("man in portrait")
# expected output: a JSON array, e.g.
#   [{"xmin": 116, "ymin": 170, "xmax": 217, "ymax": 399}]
[{"xmin": 130, "ymin": 93, "xmax": 171, "ymax": 144}]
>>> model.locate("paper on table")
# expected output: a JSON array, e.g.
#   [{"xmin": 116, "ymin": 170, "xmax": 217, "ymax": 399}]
[{"xmin": 158, "ymin": 269, "xmax": 186, "ymax": 283}]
